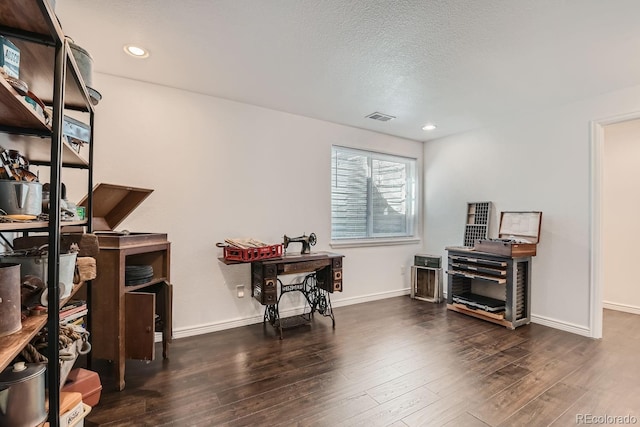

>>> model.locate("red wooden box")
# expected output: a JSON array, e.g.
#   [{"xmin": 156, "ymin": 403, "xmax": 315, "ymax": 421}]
[
  {"xmin": 61, "ymin": 368, "xmax": 102, "ymax": 407},
  {"xmin": 223, "ymin": 244, "xmax": 283, "ymax": 262}
]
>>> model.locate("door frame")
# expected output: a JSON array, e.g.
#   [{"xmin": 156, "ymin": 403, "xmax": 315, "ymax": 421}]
[{"xmin": 590, "ymin": 110, "xmax": 640, "ymax": 338}]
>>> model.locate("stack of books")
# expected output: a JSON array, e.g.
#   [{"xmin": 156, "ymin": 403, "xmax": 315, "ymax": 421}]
[{"xmin": 60, "ymin": 300, "xmax": 87, "ymax": 325}]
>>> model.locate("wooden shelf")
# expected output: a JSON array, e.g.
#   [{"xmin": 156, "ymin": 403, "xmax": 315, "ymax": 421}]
[
  {"xmin": 0, "ymin": 0, "xmax": 60, "ymax": 40},
  {"xmin": 450, "ymin": 262, "xmax": 507, "ymax": 277},
  {"xmin": 0, "ymin": 280, "xmax": 87, "ymax": 372},
  {"xmin": 447, "ymin": 303, "xmax": 513, "ymax": 329},
  {"xmin": 0, "ymin": 76, "xmax": 90, "ymax": 166},
  {"xmin": 0, "ymin": 1, "xmax": 93, "ymax": 111},
  {"xmin": 0, "ymin": 219, "xmax": 88, "ymax": 232},
  {"xmin": 9, "ymin": 37, "xmax": 94, "ymax": 112},
  {"xmin": 446, "ymin": 270, "xmax": 507, "ymax": 284},
  {"xmin": 124, "ymin": 277, "xmax": 169, "ymax": 293},
  {"xmin": 0, "ymin": 76, "xmax": 50, "ymax": 131},
  {"xmin": 0, "ymin": 314, "xmax": 47, "ymax": 372},
  {"xmin": 5, "ymin": 132, "xmax": 90, "ymax": 167}
]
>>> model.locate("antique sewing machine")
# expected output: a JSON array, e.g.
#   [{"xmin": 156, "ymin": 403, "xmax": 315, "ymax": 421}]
[{"xmin": 283, "ymin": 232, "xmax": 317, "ymax": 254}]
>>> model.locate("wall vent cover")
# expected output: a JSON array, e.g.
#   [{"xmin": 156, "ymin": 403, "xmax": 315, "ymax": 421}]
[{"xmin": 365, "ymin": 112, "xmax": 396, "ymax": 122}]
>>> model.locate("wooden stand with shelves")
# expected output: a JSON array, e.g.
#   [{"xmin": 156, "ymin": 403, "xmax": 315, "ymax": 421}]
[
  {"xmin": 446, "ymin": 246, "xmax": 531, "ymax": 329},
  {"xmin": 79, "ymin": 183, "xmax": 172, "ymax": 390},
  {"xmin": 91, "ymin": 241, "xmax": 172, "ymax": 391}
]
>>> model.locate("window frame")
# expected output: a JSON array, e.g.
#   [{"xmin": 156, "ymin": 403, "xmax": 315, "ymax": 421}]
[{"xmin": 330, "ymin": 145, "xmax": 420, "ymax": 247}]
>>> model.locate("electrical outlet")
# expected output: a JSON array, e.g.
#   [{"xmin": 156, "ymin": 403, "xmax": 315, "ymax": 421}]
[{"xmin": 236, "ymin": 285, "xmax": 245, "ymax": 298}]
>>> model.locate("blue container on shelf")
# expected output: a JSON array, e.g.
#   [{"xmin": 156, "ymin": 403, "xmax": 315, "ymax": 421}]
[{"xmin": 0, "ymin": 36, "xmax": 20, "ymax": 78}]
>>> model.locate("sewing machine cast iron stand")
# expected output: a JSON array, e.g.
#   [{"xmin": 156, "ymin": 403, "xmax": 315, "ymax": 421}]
[
  {"xmin": 264, "ymin": 273, "xmax": 334, "ymax": 339},
  {"xmin": 251, "ymin": 251, "xmax": 344, "ymax": 339}
]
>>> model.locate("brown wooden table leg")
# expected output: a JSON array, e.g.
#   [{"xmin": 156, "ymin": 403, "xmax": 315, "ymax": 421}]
[{"xmin": 117, "ymin": 358, "xmax": 125, "ymax": 391}]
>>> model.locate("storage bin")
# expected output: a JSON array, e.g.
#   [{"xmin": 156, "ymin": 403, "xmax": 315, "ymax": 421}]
[
  {"xmin": 61, "ymin": 368, "xmax": 102, "ymax": 407},
  {"xmin": 221, "ymin": 243, "xmax": 283, "ymax": 262},
  {"xmin": 59, "ymin": 391, "xmax": 83, "ymax": 427},
  {"xmin": 68, "ymin": 404, "xmax": 90, "ymax": 427}
]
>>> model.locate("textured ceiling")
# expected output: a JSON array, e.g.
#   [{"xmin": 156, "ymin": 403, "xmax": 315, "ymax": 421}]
[{"xmin": 55, "ymin": 0, "xmax": 640, "ymax": 142}]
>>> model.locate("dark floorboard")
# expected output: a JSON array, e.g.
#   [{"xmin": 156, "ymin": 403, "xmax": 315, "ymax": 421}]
[{"xmin": 85, "ymin": 298, "xmax": 640, "ymax": 426}]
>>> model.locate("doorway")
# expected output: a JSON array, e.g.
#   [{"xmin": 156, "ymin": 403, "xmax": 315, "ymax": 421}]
[{"xmin": 590, "ymin": 112, "xmax": 640, "ymax": 338}]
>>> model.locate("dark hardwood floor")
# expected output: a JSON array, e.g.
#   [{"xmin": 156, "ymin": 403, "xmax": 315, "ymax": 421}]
[{"xmin": 85, "ymin": 297, "xmax": 640, "ymax": 426}]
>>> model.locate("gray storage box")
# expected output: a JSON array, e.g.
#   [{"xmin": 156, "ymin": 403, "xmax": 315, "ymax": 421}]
[{"xmin": 414, "ymin": 254, "xmax": 441, "ymax": 268}]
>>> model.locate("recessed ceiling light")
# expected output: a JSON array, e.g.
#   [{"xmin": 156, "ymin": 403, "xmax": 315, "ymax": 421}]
[
  {"xmin": 422, "ymin": 124, "xmax": 437, "ymax": 131},
  {"xmin": 123, "ymin": 44, "xmax": 149, "ymax": 58}
]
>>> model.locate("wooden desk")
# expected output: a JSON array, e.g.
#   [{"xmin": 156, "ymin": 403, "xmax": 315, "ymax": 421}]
[{"xmin": 250, "ymin": 252, "xmax": 343, "ymax": 338}]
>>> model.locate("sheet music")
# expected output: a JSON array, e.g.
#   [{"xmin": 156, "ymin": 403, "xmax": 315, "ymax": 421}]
[{"xmin": 500, "ymin": 212, "xmax": 540, "ymax": 238}]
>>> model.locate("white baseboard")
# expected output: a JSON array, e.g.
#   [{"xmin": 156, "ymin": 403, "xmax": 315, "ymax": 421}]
[
  {"xmin": 603, "ymin": 301, "xmax": 640, "ymax": 315},
  {"xmin": 443, "ymin": 289, "xmax": 593, "ymax": 337},
  {"xmin": 168, "ymin": 288, "xmax": 411, "ymax": 340},
  {"xmin": 330, "ymin": 288, "xmax": 410, "ymax": 309},
  {"xmin": 530, "ymin": 314, "xmax": 591, "ymax": 337},
  {"xmin": 159, "ymin": 290, "xmax": 602, "ymax": 342}
]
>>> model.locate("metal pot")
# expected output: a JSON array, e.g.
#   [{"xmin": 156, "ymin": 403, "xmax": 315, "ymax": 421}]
[
  {"xmin": 68, "ymin": 40, "xmax": 101, "ymax": 105},
  {"xmin": 0, "ymin": 180, "xmax": 42, "ymax": 219},
  {"xmin": 0, "ymin": 263, "xmax": 21, "ymax": 337},
  {"xmin": 0, "ymin": 362, "xmax": 47, "ymax": 427},
  {"xmin": 68, "ymin": 41, "xmax": 93, "ymax": 88}
]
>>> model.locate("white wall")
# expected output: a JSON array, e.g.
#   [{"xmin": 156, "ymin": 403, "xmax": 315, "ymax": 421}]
[
  {"xmin": 424, "ymin": 83, "xmax": 640, "ymax": 336},
  {"xmin": 603, "ymin": 119, "xmax": 640, "ymax": 314},
  {"xmin": 57, "ymin": 73, "xmax": 424, "ymax": 336}
]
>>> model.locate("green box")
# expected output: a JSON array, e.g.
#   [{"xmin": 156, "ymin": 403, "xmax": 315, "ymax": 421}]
[
  {"xmin": 76, "ymin": 206, "xmax": 86, "ymax": 220},
  {"xmin": 414, "ymin": 254, "xmax": 441, "ymax": 268}
]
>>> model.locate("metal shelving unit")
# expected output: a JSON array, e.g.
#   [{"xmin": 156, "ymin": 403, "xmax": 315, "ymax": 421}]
[
  {"xmin": 446, "ymin": 247, "xmax": 531, "ymax": 329},
  {"xmin": 0, "ymin": 1, "xmax": 94, "ymax": 424}
]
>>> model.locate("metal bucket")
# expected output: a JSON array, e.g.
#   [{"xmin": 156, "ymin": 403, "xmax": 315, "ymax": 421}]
[
  {"xmin": 0, "ymin": 180, "xmax": 42, "ymax": 219},
  {"xmin": 0, "ymin": 362, "xmax": 47, "ymax": 427},
  {"xmin": 0, "ymin": 263, "xmax": 21, "ymax": 337},
  {"xmin": 0, "ymin": 252, "xmax": 77, "ymax": 304},
  {"xmin": 67, "ymin": 40, "xmax": 101, "ymax": 105},
  {"xmin": 69, "ymin": 41, "xmax": 93, "ymax": 88}
]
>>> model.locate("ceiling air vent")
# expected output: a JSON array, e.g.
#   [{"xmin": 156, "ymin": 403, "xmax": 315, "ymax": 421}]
[{"xmin": 365, "ymin": 112, "xmax": 396, "ymax": 122}]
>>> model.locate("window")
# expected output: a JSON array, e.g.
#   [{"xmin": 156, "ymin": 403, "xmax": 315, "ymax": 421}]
[{"xmin": 331, "ymin": 146, "xmax": 417, "ymax": 241}]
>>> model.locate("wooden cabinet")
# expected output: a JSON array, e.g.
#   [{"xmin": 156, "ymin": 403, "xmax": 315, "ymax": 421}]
[
  {"xmin": 0, "ymin": 0, "xmax": 95, "ymax": 423},
  {"xmin": 91, "ymin": 239, "xmax": 172, "ymax": 391},
  {"xmin": 446, "ymin": 247, "xmax": 531, "ymax": 329},
  {"xmin": 82, "ymin": 183, "xmax": 172, "ymax": 390}
]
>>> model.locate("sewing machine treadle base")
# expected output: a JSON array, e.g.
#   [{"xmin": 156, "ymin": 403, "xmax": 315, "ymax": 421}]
[
  {"xmin": 249, "ymin": 251, "xmax": 343, "ymax": 339},
  {"xmin": 263, "ymin": 275, "xmax": 335, "ymax": 339}
]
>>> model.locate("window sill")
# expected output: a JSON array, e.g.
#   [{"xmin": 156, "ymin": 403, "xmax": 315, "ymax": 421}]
[{"xmin": 330, "ymin": 237, "xmax": 421, "ymax": 249}]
